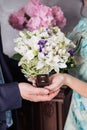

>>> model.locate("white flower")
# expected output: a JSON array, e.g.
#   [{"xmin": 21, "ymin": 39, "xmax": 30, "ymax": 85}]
[
  {"xmin": 14, "ymin": 26, "xmax": 76, "ymax": 77},
  {"xmin": 24, "ymin": 50, "xmax": 34, "ymax": 61},
  {"xmin": 36, "ymin": 61, "xmax": 44, "ymax": 70},
  {"xmin": 14, "ymin": 45, "xmax": 28, "ymax": 56}
]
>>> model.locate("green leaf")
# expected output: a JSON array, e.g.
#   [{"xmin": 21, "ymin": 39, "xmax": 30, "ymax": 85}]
[{"xmin": 11, "ymin": 53, "xmax": 22, "ymax": 61}]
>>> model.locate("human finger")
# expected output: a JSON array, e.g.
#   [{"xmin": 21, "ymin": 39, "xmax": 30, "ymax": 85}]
[
  {"xmin": 28, "ymin": 77, "xmax": 36, "ymax": 86},
  {"xmin": 28, "ymin": 86, "xmax": 50, "ymax": 95},
  {"xmin": 31, "ymin": 89, "xmax": 60, "ymax": 102}
]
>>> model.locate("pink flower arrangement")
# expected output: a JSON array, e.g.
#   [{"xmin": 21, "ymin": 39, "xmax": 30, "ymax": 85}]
[{"xmin": 8, "ymin": 0, "xmax": 66, "ymax": 31}]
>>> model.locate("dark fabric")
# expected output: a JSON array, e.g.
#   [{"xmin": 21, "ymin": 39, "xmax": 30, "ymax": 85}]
[
  {"xmin": 0, "ymin": 51, "xmax": 13, "ymax": 83},
  {"xmin": 0, "ymin": 27, "xmax": 3, "ymax": 52},
  {"xmin": 0, "ymin": 34, "xmax": 22, "ymax": 130},
  {"xmin": 0, "ymin": 82, "xmax": 22, "ymax": 112},
  {"xmin": 0, "ymin": 112, "xmax": 6, "ymax": 130}
]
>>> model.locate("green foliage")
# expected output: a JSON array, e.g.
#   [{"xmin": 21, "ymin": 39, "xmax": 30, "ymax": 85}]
[{"xmin": 12, "ymin": 53, "xmax": 22, "ymax": 61}]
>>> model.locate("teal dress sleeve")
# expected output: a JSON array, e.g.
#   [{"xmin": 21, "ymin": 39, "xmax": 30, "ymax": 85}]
[{"xmin": 64, "ymin": 17, "xmax": 87, "ymax": 130}]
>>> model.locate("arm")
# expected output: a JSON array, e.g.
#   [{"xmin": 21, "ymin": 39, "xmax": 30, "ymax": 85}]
[
  {"xmin": 0, "ymin": 82, "xmax": 22, "ymax": 112},
  {"xmin": 64, "ymin": 74, "xmax": 87, "ymax": 97},
  {"xmin": 45, "ymin": 73, "xmax": 87, "ymax": 98}
]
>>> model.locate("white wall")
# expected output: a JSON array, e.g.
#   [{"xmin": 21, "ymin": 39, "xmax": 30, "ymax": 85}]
[
  {"xmin": 0, "ymin": 0, "xmax": 29, "ymax": 57},
  {"xmin": 0, "ymin": 0, "xmax": 82, "ymax": 57}
]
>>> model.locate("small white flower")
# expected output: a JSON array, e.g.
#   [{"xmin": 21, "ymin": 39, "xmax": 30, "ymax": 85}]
[
  {"xmin": 24, "ymin": 50, "xmax": 34, "ymax": 61},
  {"xmin": 14, "ymin": 45, "xmax": 28, "ymax": 55},
  {"xmin": 38, "ymin": 53, "xmax": 45, "ymax": 60},
  {"xmin": 36, "ymin": 61, "xmax": 44, "ymax": 70}
]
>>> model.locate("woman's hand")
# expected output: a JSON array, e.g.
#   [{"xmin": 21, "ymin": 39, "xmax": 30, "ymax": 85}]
[{"xmin": 45, "ymin": 73, "xmax": 66, "ymax": 92}]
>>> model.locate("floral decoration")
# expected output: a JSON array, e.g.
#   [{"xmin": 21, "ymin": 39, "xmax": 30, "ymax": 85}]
[
  {"xmin": 14, "ymin": 26, "xmax": 76, "ymax": 78},
  {"xmin": 8, "ymin": 0, "xmax": 66, "ymax": 31}
]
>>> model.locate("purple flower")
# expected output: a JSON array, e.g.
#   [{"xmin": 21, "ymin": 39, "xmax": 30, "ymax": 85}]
[
  {"xmin": 38, "ymin": 40, "xmax": 47, "ymax": 52},
  {"xmin": 39, "ymin": 46, "xmax": 43, "ymax": 52},
  {"xmin": 38, "ymin": 40, "xmax": 47, "ymax": 45},
  {"xmin": 68, "ymin": 50, "xmax": 74, "ymax": 56}
]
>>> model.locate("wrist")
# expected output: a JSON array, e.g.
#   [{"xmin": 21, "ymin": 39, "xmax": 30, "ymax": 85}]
[
  {"xmin": 18, "ymin": 83, "xmax": 24, "ymax": 98},
  {"xmin": 63, "ymin": 73, "xmax": 70, "ymax": 86},
  {"xmin": 64, "ymin": 73, "xmax": 74, "ymax": 89}
]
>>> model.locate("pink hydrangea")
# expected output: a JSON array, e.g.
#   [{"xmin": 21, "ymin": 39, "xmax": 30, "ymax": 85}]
[
  {"xmin": 52, "ymin": 6, "xmax": 66, "ymax": 29},
  {"xmin": 26, "ymin": 17, "xmax": 41, "ymax": 31},
  {"xmin": 8, "ymin": 0, "xmax": 66, "ymax": 31},
  {"xmin": 24, "ymin": 0, "xmax": 39, "ymax": 17},
  {"xmin": 25, "ymin": 3, "xmax": 54, "ymax": 31},
  {"xmin": 9, "ymin": 8, "xmax": 26, "ymax": 30}
]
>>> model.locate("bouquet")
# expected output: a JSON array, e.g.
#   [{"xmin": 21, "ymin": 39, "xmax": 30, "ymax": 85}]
[
  {"xmin": 14, "ymin": 26, "xmax": 76, "ymax": 78},
  {"xmin": 8, "ymin": 0, "xmax": 66, "ymax": 31}
]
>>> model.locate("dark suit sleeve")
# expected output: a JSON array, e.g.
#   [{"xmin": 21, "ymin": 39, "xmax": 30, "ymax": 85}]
[{"xmin": 0, "ymin": 82, "xmax": 22, "ymax": 112}]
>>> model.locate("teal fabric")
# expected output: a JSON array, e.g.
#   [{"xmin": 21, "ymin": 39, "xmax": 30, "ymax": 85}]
[
  {"xmin": 64, "ymin": 17, "xmax": 87, "ymax": 130},
  {"xmin": 0, "ymin": 65, "xmax": 13, "ymax": 128}
]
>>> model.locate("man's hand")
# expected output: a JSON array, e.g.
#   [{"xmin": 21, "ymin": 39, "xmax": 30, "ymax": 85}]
[{"xmin": 18, "ymin": 82, "xmax": 60, "ymax": 102}]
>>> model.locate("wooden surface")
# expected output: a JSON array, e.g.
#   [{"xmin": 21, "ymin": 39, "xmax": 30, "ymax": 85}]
[{"xmin": 18, "ymin": 87, "xmax": 72, "ymax": 130}]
